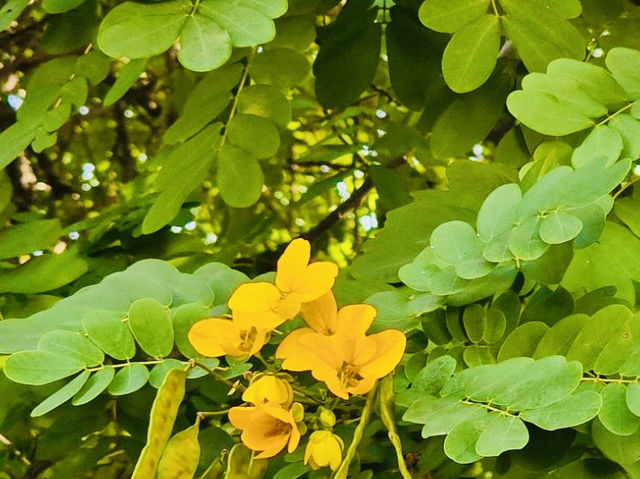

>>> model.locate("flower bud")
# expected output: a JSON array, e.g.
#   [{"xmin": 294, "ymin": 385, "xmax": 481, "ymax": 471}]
[
  {"xmin": 318, "ymin": 407, "xmax": 336, "ymax": 428},
  {"xmin": 291, "ymin": 401, "xmax": 305, "ymax": 423},
  {"xmin": 242, "ymin": 374, "xmax": 293, "ymax": 407},
  {"xmin": 304, "ymin": 430, "xmax": 344, "ymax": 471}
]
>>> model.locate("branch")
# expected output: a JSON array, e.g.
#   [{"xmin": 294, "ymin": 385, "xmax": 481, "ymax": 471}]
[{"xmin": 302, "ymin": 155, "xmax": 406, "ymax": 243}]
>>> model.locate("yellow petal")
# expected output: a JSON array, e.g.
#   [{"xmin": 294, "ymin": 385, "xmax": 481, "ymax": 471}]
[
  {"xmin": 359, "ymin": 329, "xmax": 406, "ymax": 379},
  {"xmin": 335, "ymin": 304, "xmax": 376, "ymax": 338},
  {"xmin": 320, "ymin": 374, "xmax": 349, "ymax": 400},
  {"xmin": 188, "ymin": 318, "xmax": 238, "ymax": 357},
  {"xmin": 275, "ymin": 238, "xmax": 310, "ymax": 293},
  {"xmin": 347, "ymin": 335, "xmax": 377, "ymax": 366},
  {"xmin": 346, "ymin": 376, "xmax": 377, "ymax": 397},
  {"xmin": 233, "ymin": 309, "xmax": 284, "ymax": 331},
  {"xmin": 228, "ymin": 405, "xmax": 256, "ymax": 431},
  {"xmin": 276, "ymin": 328, "xmax": 317, "ymax": 371},
  {"xmin": 228, "ymin": 282, "xmax": 280, "ymax": 313},
  {"xmin": 301, "ymin": 291, "xmax": 338, "ymax": 334},
  {"xmin": 296, "ymin": 262, "xmax": 339, "ymax": 303},
  {"xmin": 242, "ymin": 375, "xmax": 293, "ymax": 407},
  {"xmin": 275, "ymin": 293, "xmax": 302, "ymax": 321},
  {"xmin": 255, "ymin": 434, "xmax": 290, "ymax": 459}
]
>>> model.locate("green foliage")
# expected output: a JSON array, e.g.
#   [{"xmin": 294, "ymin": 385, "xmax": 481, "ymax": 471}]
[{"xmin": 2, "ymin": 0, "xmax": 640, "ymax": 476}]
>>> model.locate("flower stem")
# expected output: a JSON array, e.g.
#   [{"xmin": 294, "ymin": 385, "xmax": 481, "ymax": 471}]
[
  {"xmin": 379, "ymin": 375, "xmax": 412, "ymax": 479},
  {"xmin": 333, "ymin": 385, "xmax": 377, "ymax": 479}
]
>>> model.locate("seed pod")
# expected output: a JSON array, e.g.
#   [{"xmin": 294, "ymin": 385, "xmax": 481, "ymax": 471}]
[
  {"xmin": 157, "ymin": 421, "xmax": 201, "ymax": 479},
  {"xmin": 131, "ymin": 368, "xmax": 187, "ymax": 479},
  {"xmin": 224, "ymin": 444, "xmax": 268, "ymax": 479}
]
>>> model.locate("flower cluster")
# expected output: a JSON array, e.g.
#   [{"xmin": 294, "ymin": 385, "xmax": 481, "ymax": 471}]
[{"xmin": 188, "ymin": 239, "xmax": 406, "ymax": 465}]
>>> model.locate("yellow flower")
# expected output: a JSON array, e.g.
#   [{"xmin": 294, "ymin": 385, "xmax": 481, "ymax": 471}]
[
  {"xmin": 228, "ymin": 402, "xmax": 301, "ymax": 459},
  {"xmin": 280, "ymin": 303, "xmax": 406, "ymax": 399},
  {"xmin": 304, "ymin": 430, "xmax": 343, "ymax": 471},
  {"xmin": 242, "ymin": 374, "xmax": 294, "ymax": 407},
  {"xmin": 228, "ymin": 239, "xmax": 339, "ymax": 328},
  {"xmin": 188, "ymin": 315, "xmax": 269, "ymax": 360}
]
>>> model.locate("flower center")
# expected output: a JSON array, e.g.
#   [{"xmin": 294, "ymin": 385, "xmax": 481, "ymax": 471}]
[
  {"xmin": 338, "ymin": 362, "xmax": 362, "ymax": 388},
  {"xmin": 267, "ymin": 418, "xmax": 291, "ymax": 438},
  {"xmin": 239, "ymin": 327, "xmax": 258, "ymax": 352}
]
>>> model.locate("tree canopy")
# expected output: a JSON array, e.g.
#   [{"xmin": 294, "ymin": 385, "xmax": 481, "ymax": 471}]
[{"xmin": 2, "ymin": 0, "xmax": 640, "ymax": 478}]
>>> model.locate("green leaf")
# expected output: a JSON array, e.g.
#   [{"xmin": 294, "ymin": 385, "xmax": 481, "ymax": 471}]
[
  {"xmin": 82, "ymin": 310, "xmax": 136, "ymax": 360},
  {"xmin": 237, "ymin": 85, "xmax": 291, "ymax": 128},
  {"xmin": 164, "ymin": 64, "xmax": 241, "ymax": 144},
  {"xmin": 521, "ymin": 72, "xmax": 608, "ymax": 119},
  {"xmin": 418, "ymin": 0, "xmax": 489, "ymax": 33},
  {"xmin": 369, "ymin": 165, "xmax": 412, "ymax": 211},
  {"xmin": 37, "ymin": 330, "xmax": 104, "ymax": 367},
  {"xmin": 592, "ymin": 418, "xmax": 640, "ymax": 465},
  {"xmin": 430, "ymin": 221, "xmax": 491, "ymax": 279},
  {"xmin": 520, "ymin": 391, "xmax": 602, "ymax": 430},
  {"xmin": 431, "ymin": 74, "xmax": 510, "ymax": 158},
  {"xmin": 216, "ymin": 143, "xmax": 264, "ymax": 208},
  {"xmin": 0, "ymin": 0, "xmax": 29, "ymax": 31},
  {"xmin": 498, "ymin": 322, "xmax": 549, "ymax": 361},
  {"xmin": 462, "ymin": 304, "xmax": 486, "ymax": 343},
  {"xmin": 533, "ymin": 314, "xmax": 589, "ymax": 358},
  {"xmin": 104, "ymin": 59, "xmax": 146, "ymax": 106},
  {"xmin": 412, "ymin": 355, "xmax": 457, "ymax": 395},
  {"xmin": 97, "ymin": 0, "xmax": 189, "ymax": 59},
  {"xmin": 606, "ymin": 48, "xmax": 640, "ymax": 100},
  {"xmin": 599, "ymin": 383, "xmax": 640, "ymax": 436},
  {"xmin": 566, "ymin": 304, "xmax": 632, "ymax": 370},
  {"xmin": 226, "ymin": 113, "xmax": 280, "ymax": 159},
  {"xmin": 485, "ymin": 356, "xmax": 583, "ymax": 410},
  {"xmin": 17, "ymin": 56, "xmax": 76, "ymax": 124},
  {"xmin": 31, "ymin": 370, "xmax": 90, "ymax": 417},
  {"xmin": 386, "ymin": 6, "xmax": 445, "ymax": 109},
  {"xmin": 194, "ymin": 263, "xmax": 249, "ymax": 305},
  {"xmin": 546, "ymin": 58, "xmax": 627, "ymax": 108},
  {"xmin": 572, "ymin": 125, "xmax": 623, "ymax": 168},
  {"xmin": 240, "ymin": 0, "xmax": 287, "ymax": 18},
  {"xmin": 0, "ymin": 219, "xmax": 61, "ymax": 259},
  {"xmin": 72, "ymin": 367, "xmax": 115, "ymax": 405},
  {"xmin": 250, "ymin": 48, "xmax": 309, "ymax": 88},
  {"xmin": 0, "ymin": 122, "xmax": 37, "ymax": 170},
  {"xmin": 627, "ymin": 383, "xmax": 640, "ymax": 418},
  {"xmin": 4, "ymin": 350, "xmax": 86, "ymax": 385},
  {"xmin": 615, "ymin": 197, "xmax": 640, "ymax": 237},
  {"xmin": 442, "ymin": 15, "xmax": 500, "ymax": 93},
  {"xmin": 172, "ymin": 303, "xmax": 211, "ymax": 358},
  {"xmin": 142, "ymin": 123, "xmax": 221, "ymax": 234},
  {"xmin": 42, "ymin": 0, "xmax": 83, "ymax": 13},
  {"xmin": 128, "ymin": 298, "xmax": 174, "ymax": 358},
  {"xmin": 444, "ymin": 419, "xmax": 486, "ymax": 463},
  {"xmin": 199, "ymin": 0, "xmax": 275, "ymax": 47},
  {"xmin": 610, "ymin": 114, "xmax": 640, "ymax": 159},
  {"xmin": 313, "ymin": 1, "xmax": 381, "ymax": 108},
  {"xmin": 403, "ymin": 397, "xmax": 487, "ymax": 438},
  {"xmin": 475, "ymin": 414, "xmax": 529, "ymax": 457},
  {"xmin": 563, "ymin": 223, "xmax": 640, "ymax": 304},
  {"xmin": 500, "ymin": 0, "xmax": 586, "ymax": 72},
  {"xmin": 272, "ymin": 463, "xmax": 309, "ymax": 479},
  {"xmin": 483, "ymin": 309, "xmax": 507, "ymax": 343},
  {"xmin": 539, "ymin": 211, "xmax": 583, "ymax": 244},
  {"xmin": 594, "ymin": 318, "xmax": 640, "ymax": 376},
  {"xmin": 476, "ymin": 183, "xmax": 521, "ymax": 243},
  {"xmin": 178, "ymin": 14, "xmax": 231, "ymax": 72},
  {"xmin": 108, "ymin": 363, "xmax": 149, "ymax": 395},
  {"xmin": 507, "ymin": 90, "xmax": 594, "ymax": 136},
  {"xmin": 508, "ymin": 216, "xmax": 549, "ymax": 261},
  {"xmin": 0, "ymin": 252, "xmax": 88, "ymax": 294}
]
